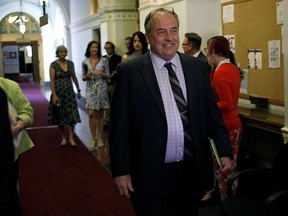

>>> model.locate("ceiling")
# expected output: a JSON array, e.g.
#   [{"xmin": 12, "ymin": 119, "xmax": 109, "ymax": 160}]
[{"xmin": 0, "ymin": 0, "xmax": 40, "ymax": 7}]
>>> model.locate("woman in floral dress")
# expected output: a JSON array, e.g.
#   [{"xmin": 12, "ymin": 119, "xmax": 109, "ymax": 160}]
[
  {"xmin": 82, "ymin": 41, "xmax": 110, "ymax": 151},
  {"xmin": 47, "ymin": 45, "xmax": 81, "ymax": 146}
]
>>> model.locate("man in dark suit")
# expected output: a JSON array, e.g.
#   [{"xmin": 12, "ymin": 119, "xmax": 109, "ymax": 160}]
[
  {"xmin": 182, "ymin": 32, "xmax": 211, "ymax": 78},
  {"xmin": 109, "ymin": 8, "xmax": 232, "ymax": 216},
  {"xmin": 182, "ymin": 32, "xmax": 207, "ymax": 61},
  {"xmin": 103, "ymin": 41, "xmax": 122, "ymax": 124}
]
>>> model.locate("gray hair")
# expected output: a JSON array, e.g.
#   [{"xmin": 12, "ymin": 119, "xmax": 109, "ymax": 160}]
[{"xmin": 144, "ymin": 8, "xmax": 179, "ymax": 33}]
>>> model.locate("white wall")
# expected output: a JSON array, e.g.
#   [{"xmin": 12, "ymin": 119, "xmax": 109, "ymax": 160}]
[
  {"xmin": 139, "ymin": 0, "xmax": 221, "ymax": 53},
  {"xmin": 70, "ymin": 29, "xmax": 95, "ymax": 96},
  {"xmin": 186, "ymin": 0, "xmax": 221, "ymax": 50},
  {"xmin": 69, "ymin": 0, "xmax": 90, "ymax": 23}
]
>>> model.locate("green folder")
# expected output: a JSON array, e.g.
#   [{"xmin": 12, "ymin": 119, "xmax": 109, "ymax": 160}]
[{"xmin": 209, "ymin": 137, "xmax": 222, "ymax": 168}]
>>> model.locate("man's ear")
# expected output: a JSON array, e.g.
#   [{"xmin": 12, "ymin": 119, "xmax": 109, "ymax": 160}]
[{"xmin": 145, "ymin": 33, "xmax": 151, "ymax": 45}]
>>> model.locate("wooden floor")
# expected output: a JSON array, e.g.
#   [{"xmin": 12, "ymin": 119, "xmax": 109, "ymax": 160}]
[{"xmin": 23, "ymin": 73, "xmax": 221, "ymax": 216}]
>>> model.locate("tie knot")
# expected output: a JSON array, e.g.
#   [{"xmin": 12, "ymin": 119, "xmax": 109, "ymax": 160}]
[{"xmin": 164, "ymin": 62, "xmax": 173, "ymax": 71}]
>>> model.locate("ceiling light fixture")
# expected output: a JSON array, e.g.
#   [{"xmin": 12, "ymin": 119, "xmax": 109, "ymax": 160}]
[
  {"xmin": 18, "ymin": 0, "xmax": 26, "ymax": 35},
  {"xmin": 39, "ymin": 0, "xmax": 49, "ymax": 15}
]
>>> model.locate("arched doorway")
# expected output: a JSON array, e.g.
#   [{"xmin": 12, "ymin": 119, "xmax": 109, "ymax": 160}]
[
  {"xmin": 0, "ymin": 11, "xmax": 41, "ymax": 81},
  {"xmin": 2, "ymin": 41, "xmax": 40, "ymax": 81}
]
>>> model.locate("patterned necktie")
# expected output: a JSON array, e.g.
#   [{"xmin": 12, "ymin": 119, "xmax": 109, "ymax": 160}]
[{"xmin": 164, "ymin": 62, "xmax": 193, "ymax": 159}]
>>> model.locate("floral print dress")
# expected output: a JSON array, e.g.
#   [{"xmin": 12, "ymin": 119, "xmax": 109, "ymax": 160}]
[
  {"xmin": 82, "ymin": 57, "xmax": 110, "ymax": 110},
  {"xmin": 47, "ymin": 60, "xmax": 81, "ymax": 126}
]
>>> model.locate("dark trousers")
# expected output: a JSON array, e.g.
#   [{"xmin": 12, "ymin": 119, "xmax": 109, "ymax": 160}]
[
  {"xmin": 131, "ymin": 160, "xmax": 200, "ymax": 216},
  {"xmin": 0, "ymin": 159, "xmax": 22, "ymax": 216}
]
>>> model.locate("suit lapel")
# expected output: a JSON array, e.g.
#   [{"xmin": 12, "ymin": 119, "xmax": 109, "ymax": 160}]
[
  {"xmin": 139, "ymin": 53, "xmax": 166, "ymax": 119},
  {"xmin": 179, "ymin": 53, "xmax": 195, "ymax": 110}
]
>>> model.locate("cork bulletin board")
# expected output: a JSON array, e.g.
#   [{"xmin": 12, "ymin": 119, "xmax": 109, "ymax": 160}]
[{"xmin": 222, "ymin": 0, "xmax": 284, "ymax": 104}]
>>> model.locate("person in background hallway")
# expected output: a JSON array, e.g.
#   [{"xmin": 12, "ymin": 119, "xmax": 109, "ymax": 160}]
[
  {"xmin": 103, "ymin": 41, "xmax": 122, "ymax": 125},
  {"xmin": 0, "ymin": 88, "xmax": 22, "ymax": 216},
  {"xmin": 206, "ymin": 36, "xmax": 243, "ymax": 200},
  {"xmin": 47, "ymin": 45, "xmax": 81, "ymax": 147},
  {"xmin": 182, "ymin": 32, "xmax": 211, "ymax": 78},
  {"xmin": 182, "ymin": 32, "xmax": 207, "ymax": 61},
  {"xmin": 82, "ymin": 41, "xmax": 110, "ymax": 151},
  {"xmin": 124, "ymin": 36, "xmax": 132, "ymax": 53},
  {"xmin": 121, "ymin": 31, "xmax": 149, "ymax": 63},
  {"xmin": 109, "ymin": 8, "xmax": 233, "ymax": 216}
]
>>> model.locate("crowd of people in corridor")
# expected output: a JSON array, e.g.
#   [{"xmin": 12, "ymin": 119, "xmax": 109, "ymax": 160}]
[{"xmin": 1, "ymin": 6, "xmax": 246, "ymax": 216}]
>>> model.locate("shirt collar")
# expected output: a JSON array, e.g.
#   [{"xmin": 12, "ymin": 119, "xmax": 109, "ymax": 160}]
[
  {"xmin": 216, "ymin": 58, "xmax": 230, "ymax": 70},
  {"xmin": 150, "ymin": 51, "xmax": 180, "ymax": 71},
  {"xmin": 193, "ymin": 50, "xmax": 201, "ymax": 57}
]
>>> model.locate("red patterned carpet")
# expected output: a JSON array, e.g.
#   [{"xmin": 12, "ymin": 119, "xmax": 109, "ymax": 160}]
[
  {"xmin": 18, "ymin": 80, "xmax": 51, "ymax": 128},
  {"xmin": 17, "ymin": 78, "xmax": 135, "ymax": 216}
]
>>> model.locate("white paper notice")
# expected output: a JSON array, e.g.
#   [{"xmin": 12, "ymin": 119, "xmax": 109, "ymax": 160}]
[
  {"xmin": 223, "ymin": 4, "xmax": 234, "ymax": 23},
  {"xmin": 276, "ymin": 2, "xmax": 283, "ymax": 25},
  {"xmin": 224, "ymin": 34, "xmax": 236, "ymax": 53},
  {"xmin": 247, "ymin": 49, "xmax": 255, "ymax": 69},
  {"xmin": 255, "ymin": 49, "xmax": 262, "ymax": 69},
  {"xmin": 268, "ymin": 40, "xmax": 281, "ymax": 68}
]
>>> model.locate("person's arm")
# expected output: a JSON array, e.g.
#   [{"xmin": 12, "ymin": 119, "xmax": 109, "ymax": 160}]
[
  {"xmin": 93, "ymin": 58, "xmax": 110, "ymax": 79},
  {"xmin": 213, "ymin": 69, "xmax": 234, "ymax": 112},
  {"xmin": 121, "ymin": 54, "xmax": 128, "ymax": 63},
  {"xmin": 206, "ymin": 66, "xmax": 233, "ymax": 167},
  {"xmin": 8, "ymin": 82, "xmax": 33, "ymax": 138},
  {"xmin": 49, "ymin": 64, "xmax": 58, "ymax": 105},
  {"xmin": 109, "ymin": 63, "xmax": 133, "ymax": 196},
  {"xmin": 71, "ymin": 62, "xmax": 81, "ymax": 99},
  {"xmin": 82, "ymin": 61, "xmax": 91, "ymax": 81}
]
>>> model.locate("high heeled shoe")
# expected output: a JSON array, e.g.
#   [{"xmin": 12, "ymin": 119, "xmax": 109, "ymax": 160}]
[
  {"xmin": 60, "ymin": 139, "xmax": 67, "ymax": 146},
  {"xmin": 89, "ymin": 140, "xmax": 97, "ymax": 151},
  {"xmin": 69, "ymin": 139, "xmax": 77, "ymax": 147},
  {"xmin": 98, "ymin": 139, "xmax": 104, "ymax": 148}
]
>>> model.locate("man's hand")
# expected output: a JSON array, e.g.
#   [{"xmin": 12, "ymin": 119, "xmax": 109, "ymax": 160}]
[
  {"xmin": 220, "ymin": 157, "xmax": 232, "ymax": 171},
  {"xmin": 114, "ymin": 175, "xmax": 134, "ymax": 198}
]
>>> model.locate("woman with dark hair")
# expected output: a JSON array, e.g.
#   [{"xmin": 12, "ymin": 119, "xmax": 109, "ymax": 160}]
[
  {"xmin": 82, "ymin": 41, "xmax": 110, "ymax": 151},
  {"xmin": 206, "ymin": 36, "xmax": 243, "ymax": 200},
  {"xmin": 121, "ymin": 31, "xmax": 149, "ymax": 62},
  {"xmin": 47, "ymin": 45, "xmax": 81, "ymax": 147}
]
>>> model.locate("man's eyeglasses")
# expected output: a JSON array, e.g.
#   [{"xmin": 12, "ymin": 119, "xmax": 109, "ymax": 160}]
[
  {"xmin": 182, "ymin": 43, "xmax": 190, "ymax": 46},
  {"xmin": 104, "ymin": 47, "xmax": 113, "ymax": 49}
]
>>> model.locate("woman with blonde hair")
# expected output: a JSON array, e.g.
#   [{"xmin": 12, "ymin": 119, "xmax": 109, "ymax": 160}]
[{"xmin": 47, "ymin": 45, "xmax": 81, "ymax": 146}]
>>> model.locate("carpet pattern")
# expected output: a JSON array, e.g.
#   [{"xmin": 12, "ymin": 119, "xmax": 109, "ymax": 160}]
[{"xmin": 17, "ymin": 78, "xmax": 135, "ymax": 216}]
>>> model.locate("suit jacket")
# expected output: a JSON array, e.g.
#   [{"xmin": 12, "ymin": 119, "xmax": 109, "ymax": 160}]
[
  {"xmin": 104, "ymin": 53, "xmax": 122, "ymax": 85},
  {"xmin": 197, "ymin": 51, "xmax": 207, "ymax": 61},
  {"xmin": 109, "ymin": 52, "xmax": 232, "ymax": 199}
]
